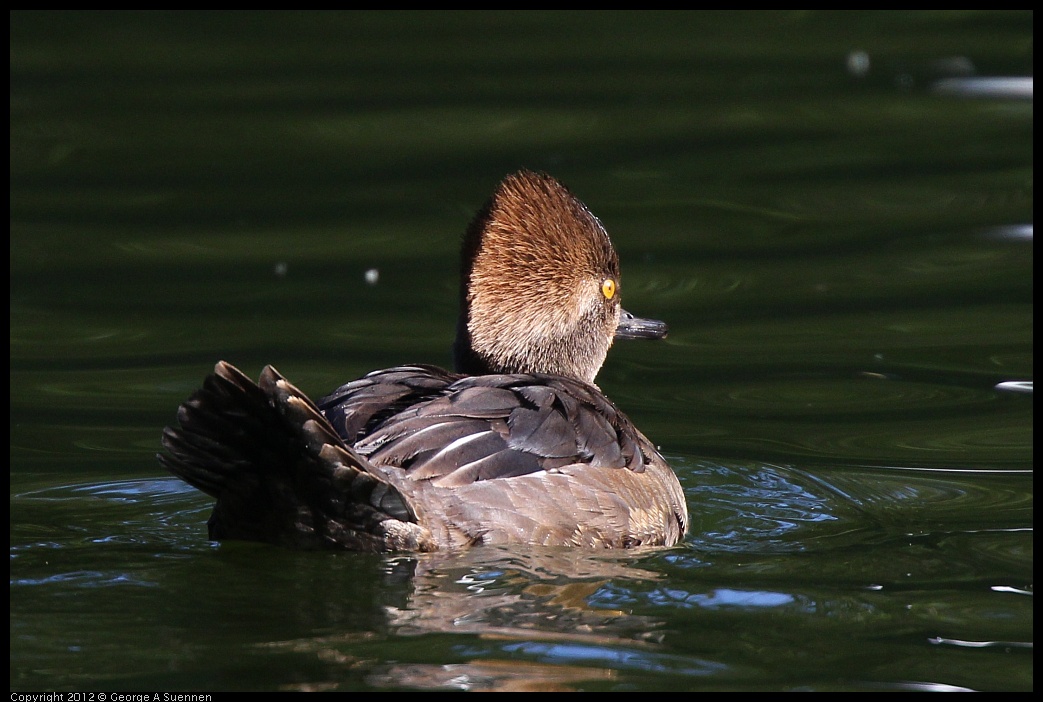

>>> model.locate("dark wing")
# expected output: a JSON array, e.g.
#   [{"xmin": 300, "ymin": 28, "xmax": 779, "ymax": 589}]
[
  {"xmin": 318, "ymin": 364, "xmax": 462, "ymax": 442},
  {"xmin": 320, "ymin": 369, "xmax": 659, "ymax": 487}
]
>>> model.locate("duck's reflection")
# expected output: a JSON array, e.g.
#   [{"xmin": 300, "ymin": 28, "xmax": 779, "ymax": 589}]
[
  {"xmin": 382, "ymin": 546, "xmax": 665, "ymax": 641},
  {"xmin": 267, "ymin": 545, "xmax": 675, "ymax": 691}
]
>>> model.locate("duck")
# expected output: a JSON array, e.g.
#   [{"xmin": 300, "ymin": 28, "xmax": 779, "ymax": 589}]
[{"xmin": 159, "ymin": 170, "xmax": 688, "ymax": 552}]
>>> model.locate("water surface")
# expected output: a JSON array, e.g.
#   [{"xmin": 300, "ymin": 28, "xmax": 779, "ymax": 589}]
[{"xmin": 11, "ymin": 11, "xmax": 1032, "ymax": 692}]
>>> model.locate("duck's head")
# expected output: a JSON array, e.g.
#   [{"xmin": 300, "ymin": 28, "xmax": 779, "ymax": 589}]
[{"xmin": 453, "ymin": 170, "xmax": 667, "ymax": 385}]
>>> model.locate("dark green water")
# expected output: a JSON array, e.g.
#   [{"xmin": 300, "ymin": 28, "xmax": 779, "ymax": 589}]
[{"xmin": 11, "ymin": 11, "xmax": 1032, "ymax": 692}]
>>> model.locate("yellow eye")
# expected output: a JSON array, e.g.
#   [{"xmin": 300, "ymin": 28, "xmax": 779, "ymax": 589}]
[{"xmin": 602, "ymin": 278, "xmax": 616, "ymax": 300}]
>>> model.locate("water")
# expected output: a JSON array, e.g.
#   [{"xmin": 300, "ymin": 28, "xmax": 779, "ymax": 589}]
[{"xmin": 11, "ymin": 11, "xmax": 1032, "ymax": 691}]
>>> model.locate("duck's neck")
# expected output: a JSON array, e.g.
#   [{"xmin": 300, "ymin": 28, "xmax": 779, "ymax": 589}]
[{"xmin": 452, "ymin": 312, "xmax": 490, "ymax": 376}]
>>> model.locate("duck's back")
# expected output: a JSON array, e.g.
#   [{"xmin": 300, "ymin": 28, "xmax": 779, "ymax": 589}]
[{"xmin": 318, "ymin": 365, "xmax": 688, "ymax": 548}]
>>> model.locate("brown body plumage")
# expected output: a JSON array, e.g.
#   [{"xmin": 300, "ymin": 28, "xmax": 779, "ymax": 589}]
[{"xmin": 159, "ymin": 171, "xmax": 688, "ymax": 551}]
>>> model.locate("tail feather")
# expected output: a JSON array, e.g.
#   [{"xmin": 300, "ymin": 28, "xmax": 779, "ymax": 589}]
[{"xmin": 159, "ymin": 361, "xmax": 435, "ymax": 552}]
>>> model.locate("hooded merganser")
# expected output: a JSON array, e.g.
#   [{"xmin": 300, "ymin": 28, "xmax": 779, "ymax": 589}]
[{"xmin": 159, "ymin": 170, "xmax": 688, "ymax": 551}]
